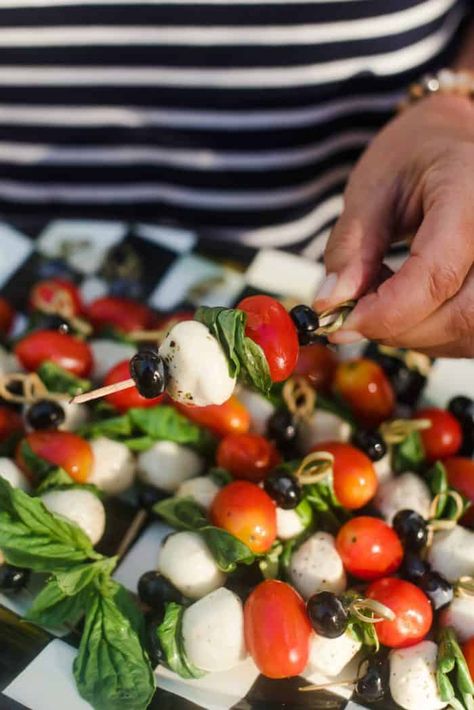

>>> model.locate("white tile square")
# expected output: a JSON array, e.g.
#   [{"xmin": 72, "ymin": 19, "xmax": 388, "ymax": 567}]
[
  {"xmin": 113, "ymin": 521, "xmax": 171, "ymax": 593},
  {"xmin": 0, "ymin": 223, "xmax": 34, "ymax": 287},
  {"xmin": 245, "ymin": 249, "xmax": 325, "ymax": 303},
  {"xmin": 136, "ymin": 224, "xmax": 197, "ymax": 254},
  {"xmin": 423, "ymin": 357, "xmax": 474, "ymax": 406}
]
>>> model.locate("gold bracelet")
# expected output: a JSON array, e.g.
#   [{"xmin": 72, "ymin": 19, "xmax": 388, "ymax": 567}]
[{"xmin": 398, "ymin": 68, "xmax": 474, "ymax": 111}]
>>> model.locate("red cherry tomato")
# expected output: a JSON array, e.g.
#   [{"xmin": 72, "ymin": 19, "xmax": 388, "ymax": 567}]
[
  {"xmin": 416, "ymin": 407, "xmax": 463, "ymax": 463},
  {"xmin": 444, "ymin": 457, "xmax": 474, "ymax": 527},
  {"xmin": 462, "ymin": 637, "xmax": 474, "ymax": 681},
  {"xmin": 0, "ymin": 406, "xmax": 23, "ymax": 443},
  {"xmin": 87, "ymin": 296, "xmax": 155, "ymax": 334},
  {"xmin": 216, "ymin": 432, "xmax": 281, "ymax": 483},
  {"xmin": 0, "ymin": 297, "xmax": 15, "ymax": 335},
  {"xmin": 366, "ymin": 577, "xmax": 433, "ymax": 648},
  {"xmin": 210, "ymin": 480, "xmax": 276, "ymax": 553},
  {"xmin": 104, "ymin": 360, "xmax": 165, "ymax": 413},
  {"xmin": 30, "ymin": 278, "xmax": 83, "ymax": 316},
  {"xmin": 244, "ymin": 580, "xmax": 312, "ymax": 678},
  {"xmin": 237, "ymin": 295, "xmax": 298, "ymax": 382},
  {"xmin": 17, "ymin": 430, "xmax": 93, "ymax": 483},
  {"xmin": 294, "ymin": 342, "xmax": 338, "ymax": 393},
  {"xmin": 333, "ymin": 358, "xmax": 395, "ymax": 428},
  {"xmin": 312, "ymin": 442, "xmax": 378, "ymax": 509},
  {"xmin": 336, "ymin": 516, "xmax": 403, "ymax": 580},
  {"xmin": 174, "ymin": 396, "xmax": 250, "ymax": 438},
  {"xmin": 14, "ymin": 330, "xmax": 93, "ymax": 377}
]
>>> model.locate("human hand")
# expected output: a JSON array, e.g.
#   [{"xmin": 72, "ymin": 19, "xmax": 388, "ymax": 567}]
[{"xmin": 313, "ymin": 93, "xmax": 474, "ymax": 357}]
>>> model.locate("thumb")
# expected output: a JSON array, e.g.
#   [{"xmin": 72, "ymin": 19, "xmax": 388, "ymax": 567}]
[{"xmin": 313, "ymin": 170, "xmax": 396, "ymax": 312}]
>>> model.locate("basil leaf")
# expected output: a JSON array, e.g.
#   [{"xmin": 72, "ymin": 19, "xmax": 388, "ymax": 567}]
[
  {"xmin": 26, "ymin": 576, "xmax": 94, "ymax": 629},
  {"xmin": 122, "ymin": 436, "xmax": 156, "ymax": 452},
  {"xmin": 35, "ymin": 467, "xmax": 102, "ymax": 498},
  {"xmin": 392, "ymin": 431, "xmax": 425, "ymax": 474},
  {"xmin": 74, "ymin": 592, "xmax": 155, "ymax": 710},
  {"xmin": 0, "ymin": 431, "xmax": 23, "ymax": 457},
  {"xmin": 259, "ymin": 541, "xmax": 283, "ymax": 580},
  {"xmin": 129, "ymin": 405, "xmax": 216, "ymax": 455},
  {"xmin": 111, "ymin": 581, "xmax": 147, "ymax": 647},
  {"xmin": 295, "ymin": 498, "xmax": 314, "ymax": 529},
  {"xmin": 78, "ymin": 415, "xmax": 134, "ymax": 440},
  {"xmin": 200, "ymin": 526, "xmax": 254, "ymax": 573},
  {"xmin": 437, "ymin": 628, "xmax": 474, "ymax": 709},
  {"xmin": 0, "ymin": 477, "xmax": 101, "ymax": 571},
  {"xmin": 18, "ymin": 440, "xmax": 52, "ymax": 482},
  {"xmin": 304, "ymin": 477, "xmax": 349, "ymax": 534},
  {"xmin": 344, "ymin": 591, "xmax": 379, "ymax": 652},
  {"xmin": 207, "ymin": 467, "xmax": 232, "ymax": 487},
  {"xmin": 55, "ymin": 558, "xmax": 117, "ymax": 596},
  {"xmin": 427, "ymin": 462, "xmax": 470, "ymax": 520},
  {"xmin": 37, "ymin": 361, "xmax": 91, "ymax": 396},
  {"xmin": 153, "ymin": 496, "xmax": 208, "ymax": 531},
  {"xmin": 158, "ymin": 602, "xmax": 205, "ymax": 680}
]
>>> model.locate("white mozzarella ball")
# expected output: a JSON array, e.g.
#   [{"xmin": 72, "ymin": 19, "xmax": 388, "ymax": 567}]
[
  {"xmin": 237, "ymin": 387, "xmax": 274, "ymax": 436},
  {"xmin": 289, "ymin": 531, "xmax": 346, "ymax": 599},
  {"xmin": 297, "ymin": 410, "xmax": 351, "ymax": 454},
  {"xmin": 374, "ymin": 452, "xmax": 393, "ymax": 484},
  {"xmin": 390, "ymin": 641, "xmax": 446, "ymax": 710},
  {"xmin": 41, "ymin": 489, "xmax": 105, "ymax": 545},
  {"xmin": 159, "ymin": 321, "xmax": 235, "ymax": 407},
  {"xmin": 428, "ymin": 525, "xmax": 474, "ymax": 583},
  {"xmin": 276, "ymin": 507, "xmax": 305, "ymax": 541},
  {"xmin": 176, "ymin": 476, "xmax": 220, "ymax": 511},
  {"xmin": 137, "ymin": 440, "xmax": 204, "ymax": 493},
  {"xmin": 0, "ymin": 458, "xmax": 30, "ymax": 491},
  {"xmin": 90, "ymin": 339, "xmax": 136, "ymax": 382},
  {"xmin": 440, "ymin": 596, "xmax": 474, "ymax": 642},
  {"xmin": 0, "ymin": 345, "xmax": 20, "ymax": 375},
  {"xmin": 88, "ymin": 437, "xmax": 136, "ymax": 495},
  {"xmin": 306, "ymin": 630, "xmax": 361, "ymax": 678},
  {"xmin": 374, "ymin": 472, "xmax": 431, "ymax": 524},
  {"xmin": 182, "ymin": 587, "xmax": 246, "ymax": 672},
  {"xmin": 61, "ymin": 402, "xmax": 89, "ymax": 431},
  {"xmin": 158, "ymin": 531, "xmax": 225, "ymax": 599}
]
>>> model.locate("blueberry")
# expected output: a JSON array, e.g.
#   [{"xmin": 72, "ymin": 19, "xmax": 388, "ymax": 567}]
[
  {"xmin": 267, "ymin": 410, "xmax": 298, "ymax": 449},
  {"xmin": 26, "ymin": 399, "xmax": 65, "ymax": 431},
  {"xmin": 0, "ymin": 564, "xmax": 30, "ymax": 594},
  {"xmin": 351, "ymin": 429, "xmax": 387, "ymax": 462},
  {"xmin": 402, "ymin": 551, "xmax": 430, "ymax": 582},
  {"xmin": 138, "ymin": 571, "xmax": 185, "ymax": 611},
  {"xmin": 129, "ymin": 350, "xmax": 167, "ymax": 399},
  {"xmin": 289, "ymin": 305, "xmax": 319, "ymax": 346},
  {"xmin": 306, "ymin": 591, "xmax": 348, "ymax": 638},
  {"xmin": 263, "ymin": 471, "xmax": 301, "ymax": 510},
  {"xmin": 448, "ymin": 396, "xmax": 474, "ymax": 421},
  {"xmin": 393, "ymin": 510, "xmax": 428, "ymax": 551},
  {"xmin": 419, "ymin": 571, "xmax": 453, "ymax": 611},
  {"xmin": 355, "ymin": 655, "xmax": 389, "ymax": 703}
]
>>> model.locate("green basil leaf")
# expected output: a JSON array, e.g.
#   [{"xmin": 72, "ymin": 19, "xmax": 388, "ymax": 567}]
[
  {"xmin": 37, "ymin": 361, "xmax": 91, "ymax": 396},
  {"xmin": 153, "ymin": 496, "xmax": 208, "ymax": 531},
  {"xmin": 18, "ymin": 440, "xmax": 52, "ymax": 482},
  {"xmin": 199, "ymin": 526, "xmax": 254, "ymax": 573},
  {"xmin": 55, "ymin": 558, "xmax": 117, "ymax": 596},
  {"xmin": 78, "ymin": 415, "xmax": 134, "ymax": 440},
  {"xmin": 344, "ymin": 591, "xmax": 380, "ymax": 652},
  {"xmin": 427, "ymin": 462, "xmax": 470, "ymax": 521},
  {"xmin": 158, "ymin": 602, "xmax": 205, "ymax": 680},
  {"xmin": 110, "ymin": 581, "xmax": 147, "ymax": 647},
  {"xmin": 129, "ymin": 406, "xmax": 216, "ymax": 455},
  {"xmin": 437, "ymin": 627, "xmax": 474, "ymax": 705},
  {"xmin": 25, "ymin": 576, "xmax": 94, "ymax": 629},
  {"xmin": 74, "ymin": 592, "xmax": 155, "ymax": 710},
  {"xmin": 34, "ymin": 467, "xmax": 102, "ymax": 498},
  {"xmin": 0, "ymin": 431, "xmax": 23, "ymax": 457},
  {"xmin": 235, "ymin": 326, "xmax": 272, "ymax": 395},
  {"xmin": 259, "ymin": 541, "xmax": 283, "ymax": 580},
  {"xmin": 207, "ymin": 467, "xmax": 232, "ymax": 487},
  {"xmin": 295, "ymin": 498, "xmax": 314, "ymax": 530},
  {"xmin": 392, "ymin": 431, "xmax": 425, "ymax": 474}
]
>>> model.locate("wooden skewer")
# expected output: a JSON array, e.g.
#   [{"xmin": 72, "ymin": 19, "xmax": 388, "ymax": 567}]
[{"xmin": 70, "ymin": 377, "xmax": 135, "ymax": 404}]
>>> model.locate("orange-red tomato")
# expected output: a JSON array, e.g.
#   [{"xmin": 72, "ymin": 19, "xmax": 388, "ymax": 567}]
[
  {"xmin": 14, "ymin": 329, "xmax": 93, "ymax": 377},
  {"xmin": 210, "ymin": 480, "xmax": 276, "ymax": 554},
  {"xmin": 175, "ymin": 396, "xmax": 250, "ymax": 438},
  {"xmin": 294, "ymin": 342, "xmax": 338, "ymax": 393},
  {"xmin": 216, "ymin": 432, "xmax": 281, "ymax": 483},
  {"xmin": 244, "ymin": 580, "xmax": 312, "ymax": 678},
  {"xmin": 87, "ymin": 296, "xmax": 155, "ymax": 333},
  {"xmin": 237, "ymin": 295, "xmax": 298, "ymax": 383},
  {"xmin": 0, "ymin": 406, "xmax": 23, "ymax": 443},
  {"xmin": 312, "ymin": 441, "xmax": 378, "ymax": 509},
  {"xmin": 17, "ymin": 430, "xmax": 93, "ymax": 483},
  {"xmin": 336, "ymin": 516, "xmax": 403, "ymax": 581},
  {"xmin": 30, "ymin": 278, "xmax": 83, "ymax": 316},
  {"xmin": 416, "ymin": 407, "xmax": 463, "ymax": 463},
  {"xmin": 0, "ymin": 297, "xmax": 15, "ymax": 335},
  {"xmin": 333, "ymin": 358, "xmax": 394, "ymax": 428},
  {"xmin": 444, "ymin": 457, "xmax": 474, "ymax": 527},
  {"xmin": 104, "ymin": 360, "xmax": 165, "ymax": 413},
  {"xmin": 462, "ymin": 637, "xmax": 474, "ymax": 681},
  {"xmin": 366, "ymin": 577, "xmax": 433, "ymax": 648}
]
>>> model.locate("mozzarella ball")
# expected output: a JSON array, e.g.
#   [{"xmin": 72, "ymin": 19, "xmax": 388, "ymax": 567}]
[
  {"xmin": 137, "ymin": 440, "xmax": 204, "ymax": 493},
  {"xmin": 428, "ymin": 525, "xmax": 474, "ymax": 583},
  {"xmin": 306, "ymin": 630, "xmax": 361, "ymax": 678},
  {"xmin": 440, "ymin": 596, "xmax": 474, "ymax": 642},
  {"xmin": 289, "ymin": 531, "xmax": 346, "ymax": 599},
  {"xmin": 276, "ymin": 507, "xmax": 305, "ymax": 541},
  {"xmin": 0, "ymin": 346, "xmax": 20, "ymax": 375},
  {"xmin": 182, "ymin": 587, "xmax": 246, "ymax": 672},
  {"xmin": 374, "ymin": 452, "xmax": 393, "ymax": 484},
  {"xmin": 41, "ymin": 489, "xmax": 105, "ymax": 545},
  {"xmin": 90, "ymin": 339, "xmax": 136, "ymax": 382},
  {"xmin": 88, "ymin": 437, "xmax": 136, "ymax": 495},
  {"xmin": 374, "ymin": 472, "xmax": 431, "ymax": 524},
  {"xmin": 0, "ymin": 458, "xmax": 30, "ymax": 491},
  {"xmin": 237, "ymin": 387, "xmax": 274, "ymax": 436},
  {"xmin": 390, "ymin": 641, "xmax": 446, "ymax": 710},
  {"xmin": 176, "ymin": 476, "xmax": 220, "ymax": 511},
  {"xmin": 297, "ymin": 410, "xmax": 351, "ymax": 454},
  {"xmin": 158, "ymin": 531, "xmax": 226, "ymax": 599},
  {"xmin": 159, "ymin": 321, "xmax": 235, "ymax": 407}
]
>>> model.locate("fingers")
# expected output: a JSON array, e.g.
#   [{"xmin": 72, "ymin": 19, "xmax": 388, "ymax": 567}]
[{"xmin": 411, "ymin": 338, "xmax": 474, "ymax": 359}]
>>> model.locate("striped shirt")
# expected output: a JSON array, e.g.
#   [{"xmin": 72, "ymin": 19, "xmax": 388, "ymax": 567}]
[{"xmin": 0, "ymin": 0, "xmax": 469, "ymax": 250}]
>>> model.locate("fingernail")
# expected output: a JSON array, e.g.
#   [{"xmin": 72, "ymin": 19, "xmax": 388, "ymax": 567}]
[
  {"xmin": 329, "ymin": 330, "xmax": 363, "ymax": 345},
  {"xmin": 314, "ymin": 272, "xmax": 338, "ymax": 303}
]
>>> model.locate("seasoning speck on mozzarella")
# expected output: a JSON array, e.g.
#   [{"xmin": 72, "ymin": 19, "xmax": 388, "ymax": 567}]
[
  {"xmin": 389, "ymin": 641, "xmax": 446, "ymax": 710},
  {"xmin": 289, "ymin": 531, "xmax": 346, "ymax": 599}
]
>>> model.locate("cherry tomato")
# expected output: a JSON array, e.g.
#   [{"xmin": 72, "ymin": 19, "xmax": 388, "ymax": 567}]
[
  {"xmin": 336, "ymin": 516, "xmax": 403, "ymax": 580},
  {"xmin": 87, "ymin": 296, "xmax": 155, "ymax": 334},
  {"xmin": 237, "ymin": 295, "xmax": 298, "ymax": 382},
  {"xmin": 244, "ymin": 580, "xmax": 311, "ymax": 678},
  {"xmin": 17, "ymin": 430, "xmax": 93, "ymax": 483},
  {"xmin": 216, "ymin": 432, "xmax": 281, "ymax": 483},
  {"xmin": 294, "ymin": 342, "xmax": 338, "ymax": 393},
  {"xmin": 0, "ymin": 406, "xmax": 23, "ymax": 443},
  {"xmin": 444, "ymin": 457, "xmax": 474, "ymax": 527},
  {"xmin": 0, "ymin": 297, "xmax": 15, "ymax": 335},
  {"xmin": 333, "ymin": 358, "xmax": 395, "ymax": 428},
  {"xmin": 15, "ymin": 330, "xmax": 93, "ymax": 377},
  {"xmin": 312, "ymin": 442, "xmax": 378, "ymax": 509},
  {"xmin": 175, "ymin": 396, "xmax": 250, "ymax": 438},
  {"xmin": 462, "ymin": 637, "xmax": 474, "ymax": 681},
  {"xmin": 210, "ymin": 480, "xmax": 276, "ymax": 553},
  {"xmin": 366, "ymin": 577, "xmax": 433, "ymax": 648},
  {"xmin": 30, "ymin": 278, "xmax": 83, "ymax": 316},
  {"xmin": 416, "ymin": 407, "xmax": 463, "ymax": 463},
  {"xmin": 104, "ymin": 360, "xmax": 165, "ymax": 413}
]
